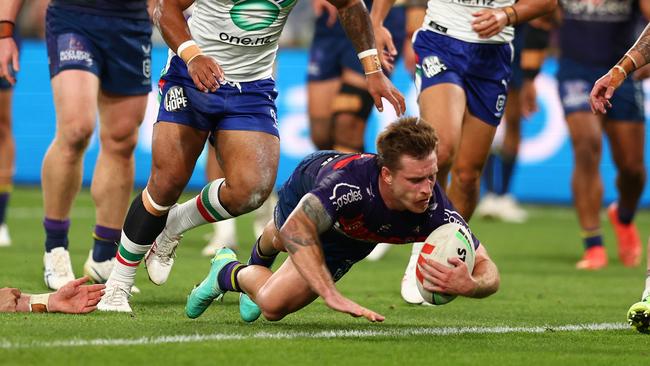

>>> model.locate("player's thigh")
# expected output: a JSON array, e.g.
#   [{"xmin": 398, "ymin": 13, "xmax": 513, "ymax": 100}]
[
  {"xmin": 453, "ymin": 112, "xmax": 497, "ymax": 178},
  {"xmin": 565, "ymin": 112, "xmax": 603, "ymax": 155},
  {"xmin": 50, "ymin": 70, "xmax": 100, "ymax": 142},
  {"xmin": 214, "ymin": 130, "xmax": 279, "ymax": 194},
  {"xmin": 259, "ymin": 257, "xmax": 319, "ymax": 316},
  {"xmin": 148, "ymin": 122, "xmax": 209, "ymax": 204},
  {"xmin": 97, "ymin": 91, "xmax": 148, "ymax": 145},
  {"xmin": 418, "ymin": 83, "xmax": 466, "ymax": 165},
  {"xmin": 0, "ymin": 89, "xmax": 12, "ymax": 128},
  {"xmin": 604, "ymin": 120, "xmax": 645, "ymax": 171}
]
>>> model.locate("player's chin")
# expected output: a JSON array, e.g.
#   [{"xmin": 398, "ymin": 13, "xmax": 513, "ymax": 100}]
[{"xmin": 407, "ymin": 201, "xmax": 429, "ymax": 214}]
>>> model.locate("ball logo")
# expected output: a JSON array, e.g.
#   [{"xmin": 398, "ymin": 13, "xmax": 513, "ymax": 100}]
[
  {"xmin": 230, "ymin": 0, "xmax": 296, "ymax": 31},
  {"xmin": 164, "ymin": 86, "xmax": 188, "ymax": 112}
]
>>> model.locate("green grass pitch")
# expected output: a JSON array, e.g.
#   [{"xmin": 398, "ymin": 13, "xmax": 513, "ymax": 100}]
[{"xmin": 0, "ymin": 187, "xmax": 649, "ymax": 365}]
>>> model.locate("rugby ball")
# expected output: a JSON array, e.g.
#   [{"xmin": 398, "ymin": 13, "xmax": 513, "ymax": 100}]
[{"xmin": 415, "ymin": 223, "xmax": 476, "ymax": 305}]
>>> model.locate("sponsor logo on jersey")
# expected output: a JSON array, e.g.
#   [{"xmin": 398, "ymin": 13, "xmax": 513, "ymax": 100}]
[
  {"xmin": 164, "ymin": 86, "xmax": 188, "ymax": 112},
  {"xmin": 422, "ymin": 56, "xmax": 447, "ymax": 78},
  {"xmin": 451, "ymin": 0, "xmax": 495, "ymax": 7},
  {"xmin": 230, "ymin": 0, "xmax": 297, "ymax": 31},
  {"xmin": 329, "ymin": 183, "xmax": 363, "ymax": 211}
]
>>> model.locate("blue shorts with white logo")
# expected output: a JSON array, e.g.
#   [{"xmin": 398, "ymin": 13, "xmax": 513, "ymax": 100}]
[
  {"xmin": 413, "ymin": 30, "xmax": 513, "ymax": 126},
  {"xmin": 157, "ymin": 56, "xmax": 280, "ymax": 137},
  {"xmin": 274, "ymin": 150, "xmax": 376, "ymax": 281},
  {"xmin": 307, "ymin": 7, "xmax": 406, "ymax": 81},
  {"xmin": 557, "ymin": 57, "xmax": 644, "ymax": 122},
  {"xmin": 0, "ymin": 65, "xmax": 16, "ymax": 90},
  {"xmin": 45, "ymin": 5, "xmax": 152, "ymax": 95}
]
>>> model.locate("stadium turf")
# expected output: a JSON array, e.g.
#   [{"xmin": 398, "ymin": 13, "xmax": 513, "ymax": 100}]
[{"xmin": 0, "ymin": 187, "xmax": 648, "ymax": 365}]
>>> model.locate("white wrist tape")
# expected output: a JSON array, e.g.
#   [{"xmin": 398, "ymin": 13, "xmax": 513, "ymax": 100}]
[
  {"xmin": 177, "ymin": 40, "xmax": 196, "ymax": 57},
  {"xmin": 357, "ymin": 49, "xmax": 378, "ymax": 60},
  {"xmin": 29, "ymin": 293, "xmax": 50, "ymax": 312}
]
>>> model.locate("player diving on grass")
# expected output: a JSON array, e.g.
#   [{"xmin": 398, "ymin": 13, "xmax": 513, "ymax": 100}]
[
  {"xmin": 97, "ymin": 0, "xmax": 405, "ymax": 312},
  {"xmin": 590, "ymin": 22, "xmax": 650, "ymax": 334},
  {"xmin": 184, "ymin": 118, "xmax": 499, "ymax": 322}
]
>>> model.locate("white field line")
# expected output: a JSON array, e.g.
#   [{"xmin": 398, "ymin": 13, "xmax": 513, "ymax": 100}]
[{"xmin": 0, "ymin": 322, "xmax": 630, "ymax": 349}]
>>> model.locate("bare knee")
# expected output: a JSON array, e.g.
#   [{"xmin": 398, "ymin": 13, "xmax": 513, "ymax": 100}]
[
  {"xmin": 572, "ymin": 139, "xmax": 600, "ymax": 169},
  {"xmin": 223, "ymin": 175, "xmax": 275, "ymax": 215},
  {"xmin": 452, "ymin": 165, "xmax": 482, "ymax": 191},
  {"xmin": 100, "ymin": 127, "xmax": 138, "ymax": 160},
  {"xmin": 619, "ymin": 163, "xmax": 646, "ymax": 186},
  {"xmin": 148, "ymin": 170, "xmax": 186, "ymax": 206},
  {"xmin": 55, "ymin": 120, "xmax": 95, "ymax": 161}
]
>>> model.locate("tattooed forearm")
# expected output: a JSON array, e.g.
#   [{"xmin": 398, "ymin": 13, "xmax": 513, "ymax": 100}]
[
  {"xmin": 633, "ymin": 25, "xmax": 650, "ymax": 65},
  {"xmin": 330, "ymin": 0, "xmax": 375, "ymax": 53},
  {"xmin": 280, "ymin": 194, "xmax": 333, "ymax": 254}
]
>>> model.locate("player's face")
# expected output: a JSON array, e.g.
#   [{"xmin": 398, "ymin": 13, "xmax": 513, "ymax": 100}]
[{"xmin": 390, "ymin": 152, "xmax": 438, "ymax": 213}]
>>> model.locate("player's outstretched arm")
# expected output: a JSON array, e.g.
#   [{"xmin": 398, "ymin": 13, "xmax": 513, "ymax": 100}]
[
  {"xmin": 279, "ymin": 194, "xmax": 385, "ymax": 322},
  {"xmin": 328, "ymin": 0, "xmax": 405, "ymax": 115},
  {"xmin": 590, "ymin": 23, "xmax": 650, "ymax": 114},
  {"xmin": 9, "ymin": 277, "xmax": 105, "ymax": 313},
  {"xmin": 0, "ymin": 0, "xmax": 24, "ymax": 85},
  {"xmin": 154, "ymin": 0, "xmax": 224, "ymax": 92},
  {"xmin": 419, "ymin": 245, "xmax": 500, "ymax": 299}
]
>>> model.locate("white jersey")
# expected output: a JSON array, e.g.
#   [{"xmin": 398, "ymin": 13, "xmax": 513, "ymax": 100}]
[
  {"xmin": 187, "ymin": 0, "xmax": 297, "ymax": 82},
  {"xmin": 423, "ymin": 0, "xmax": 514, "ymax": 44}
]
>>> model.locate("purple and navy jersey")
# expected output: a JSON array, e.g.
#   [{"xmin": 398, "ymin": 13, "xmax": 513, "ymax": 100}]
[
  {"xmin": 50, "ymin": 0, "xmax": 149, "ymax": 20},
  {"xmin": 560, "ymin": 0, "xmax": 640, "ymax": 68},
  {"xmin": 293, "ymin": 152, "xmax": 481, "ymax": 248}
]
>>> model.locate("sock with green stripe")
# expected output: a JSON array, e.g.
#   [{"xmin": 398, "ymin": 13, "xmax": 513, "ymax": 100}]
[
  {"xmin": 217, "ymin": 261, "xmax": 246, "ymax": 292},
  {"xmin": 111, "ymin": 194, "xmax": 169, "ymax": 285},
  {"xmin": 165, "ymin": 178, "xmax": 235, "ymax": 237}
]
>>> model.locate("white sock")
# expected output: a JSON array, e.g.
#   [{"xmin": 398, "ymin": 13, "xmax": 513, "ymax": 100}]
[
  {"xmin": 166, "ymin": 178, "xmax": 233, "ymax": 236},
  {"xmin": 111, "ymin": 232, "xmax": 151, "ymax": 285}
]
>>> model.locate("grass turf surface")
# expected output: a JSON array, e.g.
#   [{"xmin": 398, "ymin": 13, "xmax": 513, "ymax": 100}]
[{"xmin": 0, "ymin": 187, "xmax": 648, "ymax": 365}]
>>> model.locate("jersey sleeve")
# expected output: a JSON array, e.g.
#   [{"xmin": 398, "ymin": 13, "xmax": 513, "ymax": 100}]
[
  {"xmin": 437, "ymin": 186, "xmax": 481, "ymax": 249},
  {"xmin": 308, "ymin": 168, "xmax": 365, "ymax": 224}
]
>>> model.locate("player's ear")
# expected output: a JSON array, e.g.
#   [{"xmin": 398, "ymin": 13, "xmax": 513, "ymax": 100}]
[{"xmin": 380, "ymin": 166, "xmax": 393, "ymax": 185}]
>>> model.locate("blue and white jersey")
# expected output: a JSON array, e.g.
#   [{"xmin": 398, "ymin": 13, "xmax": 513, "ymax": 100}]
[
  {"xmin": 50, "ymin": 0, "xmax": 149, "ymax": 20},
  {"xmin": 276, "ymin": 151, "xmax": 481, "ymax": 248},
  {"xmin": 560, "ymin": 0, "xmax": 640, "ymax": 68},
  {"xmin": 187, "ymin": 0, "xmax": 298, "ymax": 81},
  {"xmin": 423, "ymin": 0, "xmax": 515, "ymax": 44}
]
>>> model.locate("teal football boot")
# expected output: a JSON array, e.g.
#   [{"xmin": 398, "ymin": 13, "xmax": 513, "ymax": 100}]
[
  {"xmin": 185, "ymin": 248, "xmax": 238, "ymax": 319},
  {"xmin": 239, "ymin": 293, "xmax": 262, "ymax": 323}
]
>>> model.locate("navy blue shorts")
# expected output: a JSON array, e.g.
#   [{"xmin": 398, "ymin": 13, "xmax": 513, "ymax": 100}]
[
  {"xmin": 413, "ymin": 30, "xmax": 513, "ymax": 126},
  {"xmin": 274, "ymin": 151, "xmax": 376, "ymax": 281},
  {"xmin": 0, "ymin": 65, "xmax": 15, "ymax": 90},
  {"xmin": 307, "ymin": 7, "xmax": 406, "ymax": 81},
  {"xmin": 45, "ymin": 5, "xmax": 152, "ymax": 95},
  {"xmin": 557, "ymin": 57, "xmax": 644, "ymax": 122},
  {"xmin": 157, "ymin": 56, "xmax": 279, "ymax": 137},
  {"xmin": 510, "ymin": 25, "xmax": 525, "ymax": 90}
]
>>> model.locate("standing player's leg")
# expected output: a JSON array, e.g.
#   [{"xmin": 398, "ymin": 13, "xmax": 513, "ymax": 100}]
[
  {"xmin": 99, "ymin": 122, "xmax": 209, "ymax": 311},
  {"xmin": 0, "ymin": 87, "xmax": 15, "ymax": 247},
  {"xmin": 42, "ymin": 70, "xmax": 100, "ymax": 290},
  {"xmin": 604, "ymin": 119, "xmax": 645, "ymax": 267},
  {"xmin": 308, "ymin": 78, "xmax": 340, "ymax": 150},
  {"xmin": 83, "ymin": 91, "xmax": 146, "ymax": 283},
  {"xmin": 331, "ymin": 69, "xmax": 374, "ymax": 153},
  {"xmin": 566, "ymin": 111, "xmax": 607, "ymax": 270}
]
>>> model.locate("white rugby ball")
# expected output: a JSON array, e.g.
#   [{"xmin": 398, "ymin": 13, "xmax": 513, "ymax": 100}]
[{"xmin": 415, "ymin": 223, "xmax": 476, "ymax": 305}]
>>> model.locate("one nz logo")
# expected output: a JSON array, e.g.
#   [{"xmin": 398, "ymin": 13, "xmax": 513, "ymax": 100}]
[
  {"xmin": 164, "ymin": 86, "xmax": 188, "ymax": 112},
  {"xmin": 422, "ymin": 56, "xmax": 447, "ymax": 78},
  {"xmin": 329, "ymin": 183, "xmax": 362, "ymax": 211}
]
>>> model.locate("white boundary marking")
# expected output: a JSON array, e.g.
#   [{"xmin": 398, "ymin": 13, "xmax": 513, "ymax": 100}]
[{"xmin": 0, "ymin": 322, "xmax": 629, "ymax": 349}]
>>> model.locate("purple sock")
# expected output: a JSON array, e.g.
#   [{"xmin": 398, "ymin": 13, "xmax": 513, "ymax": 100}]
[
  {"xmin": 582, "ymin": 228, "xmax": 603, "ymax": 250},
  {"xmin": 44, "ymin": 218, "xmax": 70, "ymax": 252},
  {"xmin": 248, "ymin": 237, "xmax": 277, "ymax": 268},
  {"xmin": 93, "ymin": 225, "xmax": 121, "ymax": 262},
  {"xmin": 617, "ymin": 205, "xmax": 636, "ymax": 225},
  {"xmin": 0, "ymin": 192, "xmax": 9, "ymax": 225},
  {"xmin": 217, "ymin": 261, "xmax": 246, "ymax": 292}
]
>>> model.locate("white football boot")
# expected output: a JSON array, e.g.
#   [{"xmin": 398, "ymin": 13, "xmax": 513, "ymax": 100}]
[
  {"xmin": 145, "ymin": 229, "xmax": 181, "ymax": 285},
  {"xmin": 494, "ymin": 194, "xmax": 528, "ymax": 223},
  {"xmin": 43, "ymin": 247, "xmax": 76, "ymax": 290},
  {"xmin": 0, "ymin": 223, "xmax": 11, "ymax": 247},
  {"xmin": 84, "ymin": 250, "xmax": 141, "ymax": 293},
  {"xmin": 366, "ymin": 243, "xmax": 391, "ymax": 261},
  {"xmin": 201, "ymin": 220, "xmax": 236, "ymax": 257},
  {"xmin": 401, "ymin": 242, "xmax": 425, "ymax": 304},
  {"xmin": 475, "ymin": 193, "xmax": 499, "ymax": 219},
  {"xmin": 98, "ymin": 278, "xmax": 133, "ymax": 312}
]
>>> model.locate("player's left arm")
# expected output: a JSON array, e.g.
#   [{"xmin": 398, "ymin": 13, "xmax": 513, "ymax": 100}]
[
  {"xmin": 419, "ymin": 244, "xmax": 500, "ymax": 298},
  {"xmin": 472, "ymin": 0, "xmax": 558, "ymax": 39},
  {"xmin": 327, "ymin": 0, "xmax": 406, "ymax": 115},
  {"xmin": 0, "ymin": 0, "xmax": 23, "ymax": 85}
]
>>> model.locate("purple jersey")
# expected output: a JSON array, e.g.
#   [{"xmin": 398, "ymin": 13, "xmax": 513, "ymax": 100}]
[
  {"xmin": 560, "ymin": 0, "xmax": 639, "ymax": 68},
  {"xmin": 51, "ymin": 0, "xmax": 149, "ymax": 20},
  {"xmin": 284, "ymin": 152, "xmax": 481, "ymax": 249}
]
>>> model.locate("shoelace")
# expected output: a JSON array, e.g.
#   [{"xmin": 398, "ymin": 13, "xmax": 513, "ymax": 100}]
[
  {"xmin": 104, "ymin": 284, "xmax": 132, "ymax": 306},
  {"xmin": 157, "ymin": 233, "xmax": 182, "ymax": 265},
  {"xmin": 52, "ymin": 251, "xmax": 72, "ymax": 277}
]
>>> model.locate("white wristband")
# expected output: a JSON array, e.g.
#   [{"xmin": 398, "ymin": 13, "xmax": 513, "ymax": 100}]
[
  {"xmin": 29, "ymin": 293, "xmax": 50, "ymax": 312},
  {"xmin": 613, "ymin": 65, "xmax": 628, "ymax": 78},
  {"xmin": 357, "ymin": 49, "xmax": 378, "ymax": 60},
  {"xmin": 177, "ymin": 40, "xmax": 196, "ymax": 57}
]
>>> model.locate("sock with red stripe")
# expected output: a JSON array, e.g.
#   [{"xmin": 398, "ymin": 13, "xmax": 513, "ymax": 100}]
[
  {"xmin": 111, "ymin": 194, "xmax": 169, "ymax": 285},
  {"xmin": 165, "ymin": 178, "xmax": 234, "ymax": 237},
  {"xmin": 217, "ymin": 261, "xmax": 246, "ymax": 292}
]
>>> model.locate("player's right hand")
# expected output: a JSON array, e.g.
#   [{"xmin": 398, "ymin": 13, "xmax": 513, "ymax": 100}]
[
  {"xmin": 0, "ymin": 287, "xmax": 20, "ymax": 312},
  {"xmin": 374, "ymin": 24, "xmax": 397, "ymax": 73},
  {"xmin": 589, "ymin": 68, "xmax": 625, "ymax": 114},
  {"xmin": 0, "ymin": 38, "xmax": 19, "ymax": 85},
  {"xmin": 187, "ymin": 55, "xmax": 225, "ymax": 93},
  {"xmin": 324, "ymin": 292, "xmax": 385, "ymax": 322},
  {"xmin": 313, "ymin": 0, "xmax": 338, "ymax": 27},
  {"xmin": 366, "ymin": 73, "xmax": 406, "ymax": 115}
]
